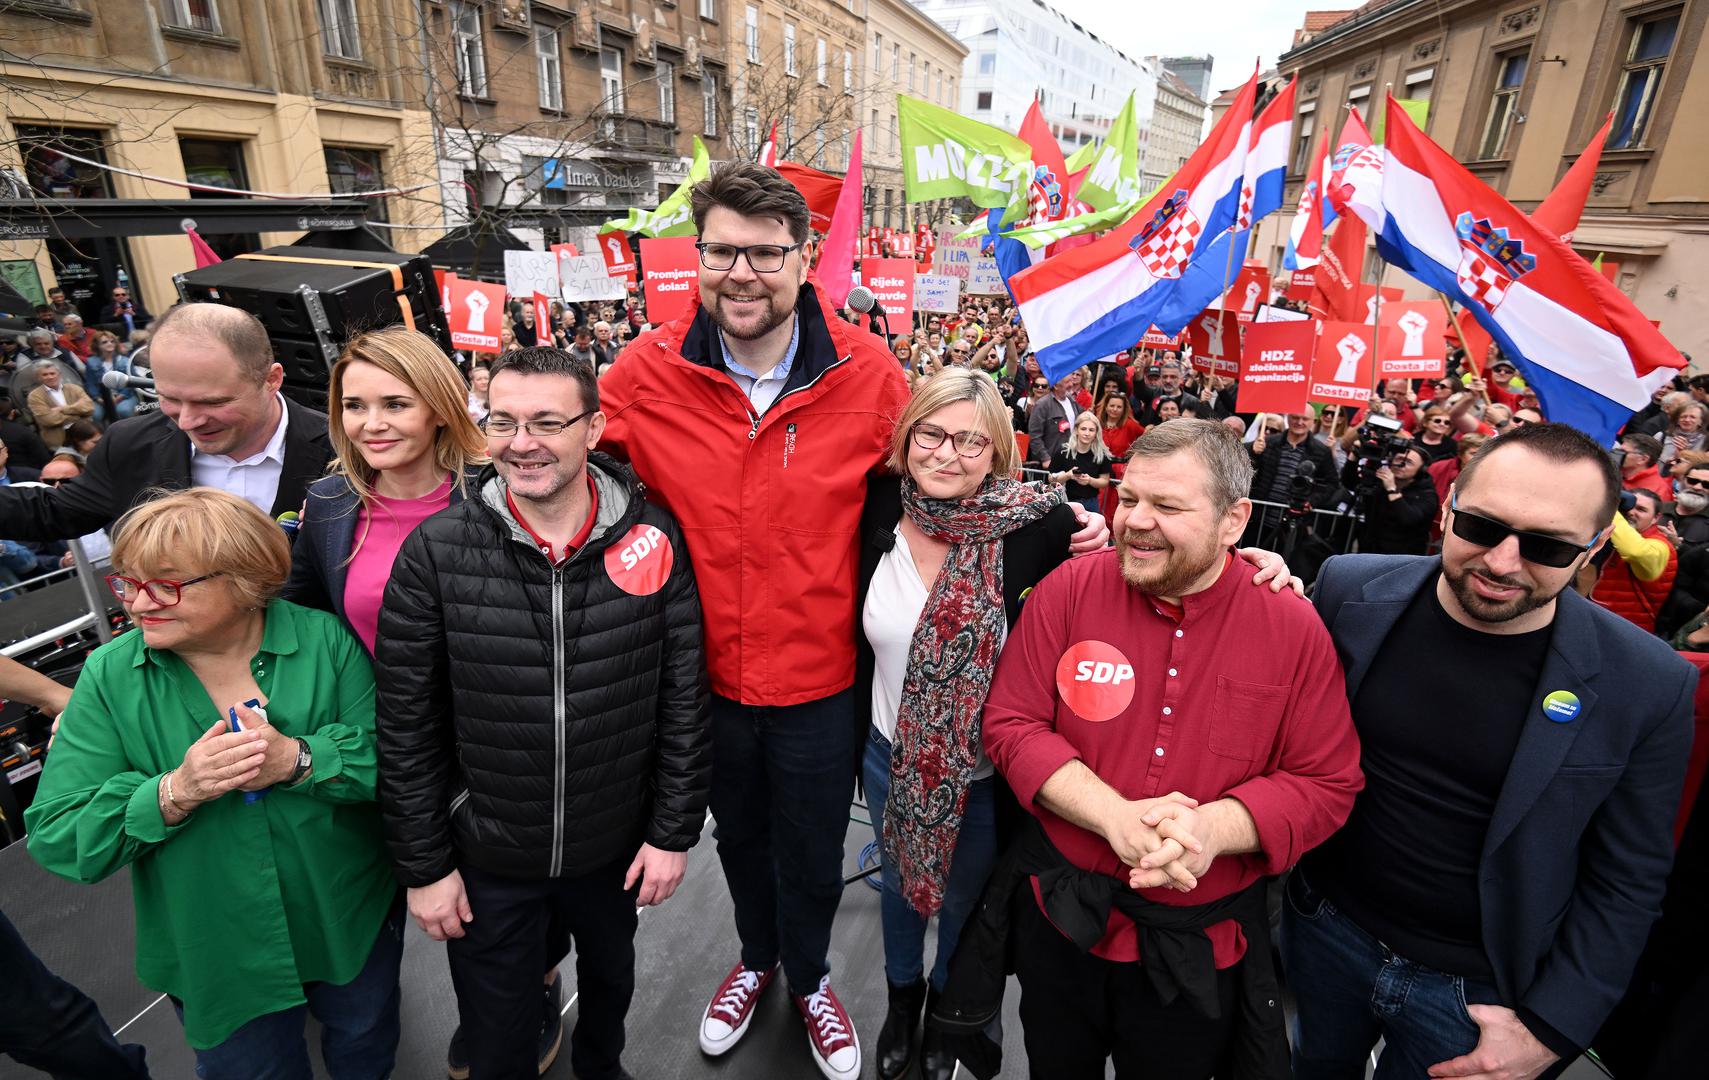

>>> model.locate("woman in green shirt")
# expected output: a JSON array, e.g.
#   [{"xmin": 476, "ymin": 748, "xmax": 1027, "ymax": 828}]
[{"xmin": 25, "ymin": 487, "xmax": 401, "ymax": 1080}]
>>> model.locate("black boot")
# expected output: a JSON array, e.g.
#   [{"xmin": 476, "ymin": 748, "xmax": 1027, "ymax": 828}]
[
  {"xmin": 877, "ymin": 978, "xmax": 927, "ymax": 1080},
  {"xmin": 920, "ymin": 986, "xmax": 956, "ymax": 1080}
]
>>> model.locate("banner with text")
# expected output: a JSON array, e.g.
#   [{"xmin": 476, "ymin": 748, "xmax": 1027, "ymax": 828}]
[
  {"xmin": 560, "ymin": 254, "xmax": 627, "ymax": 302},
  {"xmin": 639, "ymin": 236, "xmax": 700, "ymax": 326},
  {"xmin": 1140, "ymin": 326, "xmax": 1182, "ymax": 349},
  {"xmin": 898, "ymin": 96, "xmax": 1034, "ymax": 225},
  {"xmin": 1236, "ymin": 320, "xmax": 1314, "ymax": 414},
  {"xmin": 933, "ymin": 228, "xmax": 981, "ymax": 279},
  {"xmin": 504, "ymin": 251, "xmax": 562, "ymax": 302},
  {"xmin": 447, "ymin": 277, "xmax": 509, "ymax": 354},
  {"xmin": 863, "ymin": 258, "xmax": 917, "ymax": 325},
  {"xmin": 968, "ymin": 255, "xmax": 1005, "ymax": 295},
  {"xmin": 1185, "ymin": 310, "xmax": 1241, "ymax": 376},
  {"xmin": 1311, "ymin": 320, "xmax": 1377, "ymax": 406},
  {"xmin": 1376, "ymin": 301, "xmax": 1448, "ymax": 379},
  {"xmin": 914, "ymin": 273, "xmax": 961, "ymax": 314}
]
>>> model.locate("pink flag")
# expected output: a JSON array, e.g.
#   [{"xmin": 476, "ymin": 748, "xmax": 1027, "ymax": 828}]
[
  {"xmin": 815, "ymin": 129, "xmax": 862, "ymax": 309},
  {"xmin": 187, "ymin": 227, "xmax": 222, "ymax": 268}
]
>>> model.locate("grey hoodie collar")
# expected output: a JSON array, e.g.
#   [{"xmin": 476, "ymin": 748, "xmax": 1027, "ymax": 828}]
[{"xmin": 481, "ymin": 456, "xmax": 631, "ymax": 557}]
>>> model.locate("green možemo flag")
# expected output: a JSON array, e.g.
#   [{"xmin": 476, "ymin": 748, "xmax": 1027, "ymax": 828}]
[
  {"xmin": 601, "ymin": 136, "xmax": 711, "ymax": 237},
  {"xmin": 898, "ymin": 95, "xmax": 1035, "ymax": 227},
  {"xmin": 1071, "ymin": 92, "xmax": 1143, "ymax": 213}
]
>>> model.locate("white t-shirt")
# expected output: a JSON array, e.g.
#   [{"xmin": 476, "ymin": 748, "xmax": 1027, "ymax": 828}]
[{"xmin": 862, "ymin": 524, "xmax": 996, "ymax": 780}]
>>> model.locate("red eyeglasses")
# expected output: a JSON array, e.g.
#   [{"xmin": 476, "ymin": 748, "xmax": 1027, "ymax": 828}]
[{"xmin": 106, "ymin": 572, "xmax": 222, "ymax": 607}]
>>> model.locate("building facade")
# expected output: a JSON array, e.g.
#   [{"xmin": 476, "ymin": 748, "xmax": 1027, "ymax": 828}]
[
  {"xmin": 1257, "ymin": 0, "xmax": 1708, "ymax": 361},
  {"xmin": 1146, "ymin": 68, "xmax": 1210, "ymax": 189},
  {"xmin": 0, "ymin": 0, "xmax": 443, "ymax": 322},
  {"xmin": 911, "ymin": 0, "xmax": 1158, "ymax": 163},
  {"xmin": 723, "ymin": 0, "xmax": 865, "ymax": 169},
  {"xmin": 1160, "ymin": 55, "xmax": 1217, "ymax": 103},
  {"xmin": 861, "ymin": 0, "xmax": 965, "ymax": 230}
]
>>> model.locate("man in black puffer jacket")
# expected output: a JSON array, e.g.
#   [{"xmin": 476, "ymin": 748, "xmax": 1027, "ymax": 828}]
[{"xmin": 375, "ymin": 347, "xmax": 709, "ymax": 1080}]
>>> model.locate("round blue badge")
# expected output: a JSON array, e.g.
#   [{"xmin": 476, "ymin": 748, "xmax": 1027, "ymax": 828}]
[{"xmin": 1541, "ymin": 690, "xmax": 1581, "ymax": 723}]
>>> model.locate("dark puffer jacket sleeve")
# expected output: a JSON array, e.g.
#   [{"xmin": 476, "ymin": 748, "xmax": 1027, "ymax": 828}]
[
  {"xmin": 645, "ymin": 519, "xmax": 711, "ymax": 853},
  {"xmin": 374, "ymin": 527, "xmax": 459, "ymax": 888}
]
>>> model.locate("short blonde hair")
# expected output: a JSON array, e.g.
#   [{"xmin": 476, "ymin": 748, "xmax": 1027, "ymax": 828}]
[
  {"xmin": 887, "ymin": 367, "xmax": 1017, "ymax": 478},
  {"xmin": 111, "ymin": 488, "xmax": 291, "ymax": 610}
]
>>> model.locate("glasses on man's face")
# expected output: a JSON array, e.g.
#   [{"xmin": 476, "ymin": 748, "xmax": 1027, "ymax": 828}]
[
  {"xmin": 1682, "ymin": 475, "xmax": 1709, "ymax": 490},
  {"xmin": 911, "ymin": 422, "xmax": 993, "ymax": 459},
  {"xmin": 1510, "ymin": 416, "xmax": 1531, "ymax": 428},
  {"xmin": 107, "ymin": 572, "xmax": 222, "ymax": 607},
  {"xmin": 1427, "ymin": 418, "xmax": 1451, "ymax": 427},
  {"xmin": 1447, "ymin": 495, "xmax": 1593, "ymax": 568},
  {"xmin": 486, "ymin": 408, "xmax": 596, "ymax": 438},
  {"xmin": 695, "ymin": 241, "xmax": 803, "ymax": 274}
]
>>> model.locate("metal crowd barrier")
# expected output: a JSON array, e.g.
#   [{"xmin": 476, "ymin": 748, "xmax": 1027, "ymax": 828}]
[{"xmin": 0, "ymin": 539, "xmax": 117, "ymax": 660}]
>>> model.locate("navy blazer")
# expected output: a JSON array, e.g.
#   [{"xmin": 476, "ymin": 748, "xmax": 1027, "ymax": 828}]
[
  {"xmin": 1313, "ymin": 553, "xmax": 1697, "ymax": 1049},
  {"xmin": 283, "ymin": 467, "xmax": 479, "ymax": 632}
]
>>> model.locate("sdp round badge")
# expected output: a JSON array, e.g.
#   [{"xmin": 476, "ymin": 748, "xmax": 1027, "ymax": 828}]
[
  {"xmin": 1541, "ymin": 690, "xmax": 1582, "ymax": 724},
  {"xmin": 604, "ymin": 524, "xmax": 674, "ymax": 596},
  {"xmin": 1055, "ymin": 640, "xmax": 1137, "ymax": 723}
]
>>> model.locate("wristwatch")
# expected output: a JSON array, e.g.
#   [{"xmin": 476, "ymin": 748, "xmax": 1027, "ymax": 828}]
[{"xmin": 286, "ymin": 737, "xmax": 313, "ymax": 786}]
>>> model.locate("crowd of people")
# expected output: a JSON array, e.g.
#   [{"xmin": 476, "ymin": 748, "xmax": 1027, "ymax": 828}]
[{"xmin": 0, "ymin": 161, "xmax": 1700, "ymax": 1080}]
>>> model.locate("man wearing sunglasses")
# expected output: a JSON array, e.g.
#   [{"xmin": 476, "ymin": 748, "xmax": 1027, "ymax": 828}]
[{"xmin": 1292, "ymin": 423, "xmax": 1695, "ymax": 1080}]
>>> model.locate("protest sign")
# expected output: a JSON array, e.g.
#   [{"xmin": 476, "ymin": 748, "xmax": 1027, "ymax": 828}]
[
  {"xmin": 914, "ymin": 273, "xmax": 961, "ymax": 314},
  {"xmin": 1311, "ymin": 320, "xmax": 1377, "ymax": 405},
  {"xmin": 863, "ymin": 258, "xmax": 916, "ymax": 325},
  {"xmin": 1254, "ymin": 303, "xmax": 1311, "ymax": 324},
  {"xmin": 434, "ymin": 269, "xmax": 452, "ymax": 313},
  {"xmin": 1376, "ymin": 301, "xmax": 1447, "ymax": 378},
  {"xmin": 560, "ymin": 254, "xmax": 627, "ymax": 302},
  {"xmin": 1139, "ymin": 326, "xmax": 1182, "ymax": 349},
  {"xmin": 1236, "ymin": 321, "xmax": 1314, "ymax": 414},
  {"xmin": 1227, "ymin": 263, "xmax": 1272, "ymax": 323},
  {"xmin": 967, "ymin": 255, "xmax": 1005, "ymax": 295},
  {"xmin": 447, "ymin": 277, "xmax": 508, "ymax": 354},
  {"xmin": 639, "ymin": 236, "xmax": 700, "ymax": 326},
  {"xmin": 1285, "ymin": 267, "xmax": 1316, "ymax": 302},
  {"xmin": 933, "ymin": 229, "xmax": 980, "ymax": 280},
  {"xmin": 1185, "ymin": 310, "xmax": 1241, "ymax": 376},
  {"xmin": 532, "ymin": 292, "xmax": 553, "ymax": 340},
  {"xmin": 504, "ymin": 250, "xmax": 561, "ymax": 301},
  {"xmin": 597, "ymin": 231, "xmax": 637, "ymax": 284}
]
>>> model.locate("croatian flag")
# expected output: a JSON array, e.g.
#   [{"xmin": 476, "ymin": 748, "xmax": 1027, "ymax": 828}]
[
  {"xmin": 986, "ymin": 100, "xmax": 1072, "ymax": 293},
  {"xmin": 1011, "ymin": 73, "xmax": 1259, "ymax": 382},
  {"xmin": 1341, "ymin": 95, "xmax": 1685, "ymax": 444},
  {"xmin": 1282, "ymin": 128, "xmax": 1325, "ymax": 270},
  {"xmin": 1154, "ymin": 77, "xmax": 1295, "ymax": 333}
]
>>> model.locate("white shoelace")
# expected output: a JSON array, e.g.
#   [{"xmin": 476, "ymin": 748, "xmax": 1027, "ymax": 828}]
[
  {"xmin": 711, "ymin": 969, "xmax": 761, "ymax": 1022},
  {"xmin": 803, "ymin": 981, "xmax": 851, "ymax": 1048}
]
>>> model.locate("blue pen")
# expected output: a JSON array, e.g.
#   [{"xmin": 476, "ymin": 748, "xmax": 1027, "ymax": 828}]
[{"xmin": 229, "ymin": 699, "xmax": 267, "ymax": 803}]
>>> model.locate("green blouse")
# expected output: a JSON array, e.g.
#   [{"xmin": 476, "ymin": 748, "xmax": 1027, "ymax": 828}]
[{"xmin": 24, "ymin": 599, "xmax": 395, "ymax": 1049}]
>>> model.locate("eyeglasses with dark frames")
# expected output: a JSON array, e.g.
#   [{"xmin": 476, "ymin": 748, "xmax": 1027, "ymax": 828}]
[
  {"xmin": 911, "ymin": 422, "xmax": 994, "ymax": 458},
  {"xmin": 1447, "ymin": 495, "xmax": 1596, "ymax": 568},
  {"xmin": 486, "ymin": 408, "xmax": 596, "ymax": 438},
  {"xmin": 695, "ymin": 242, "xmax": 804, "ymax": 274},
  {"xmin": 1682, "ymin": 475, "xmax": 1709, "ymax": 490},
  {"xmin": 107, "ymin": 572, "xmax": 222, "ymax": 607}
]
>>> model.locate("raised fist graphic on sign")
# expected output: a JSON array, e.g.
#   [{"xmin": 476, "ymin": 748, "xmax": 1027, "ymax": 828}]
[
  {"xmin": 1397, "ymin": 310, "xmax": 1430, "ymax": 357},
  {"xmin": 464, "ymin": 288, "xmax": 490, "ymax": 333},
  {"xmin": 1335, "ymin": 333, "xmax": 1366, "ymax": 383}
]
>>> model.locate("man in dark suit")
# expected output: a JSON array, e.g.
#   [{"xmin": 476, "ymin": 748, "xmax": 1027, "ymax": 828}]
[
  {"xmin": 0, "ymin": 302, "xmax": 332, "ymax": 539},
  {"xmin": 97, "ymin": 285, "xmax": 150, "ymax": 336},
  {"xmin": 1287, "ymin": 422, "xmax": 1696, "ymax": 1080}
]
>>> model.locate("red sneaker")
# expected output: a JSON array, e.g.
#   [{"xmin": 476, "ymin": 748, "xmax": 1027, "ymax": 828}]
[
  {"xmin": 793, "ymin": 975, "xmax": 862, "ymax": 1080},
  {"xmin": 699, "ymin": 962, "xmax": 777, "ymax": 1056}
]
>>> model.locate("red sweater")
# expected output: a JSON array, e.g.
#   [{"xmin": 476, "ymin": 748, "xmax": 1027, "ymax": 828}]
[{"xmin": 983, "ymin": 550, "xmax": 1364, "ymax": 966}]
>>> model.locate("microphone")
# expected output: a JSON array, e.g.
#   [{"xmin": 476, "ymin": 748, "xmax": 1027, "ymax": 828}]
[
  {"xmin": 102, "ymin": 369, "xmax": 155, "ymax": 390},
  {"xmin": 846, "ymin": 285, "xmax": 892, "ymax": 342}
]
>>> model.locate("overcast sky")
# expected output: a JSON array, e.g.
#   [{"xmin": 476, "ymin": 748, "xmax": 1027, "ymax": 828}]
[{"xmin": 1045, "ymin": 0, "xmax": 1361, "ymax": 94}]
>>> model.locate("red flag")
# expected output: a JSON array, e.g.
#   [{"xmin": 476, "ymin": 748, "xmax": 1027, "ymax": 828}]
[
  {"xmin": 1017, "ymin": 101, "xmax": 1070, "ymax": 226},
  {"xmin": 1311, "ymin": 215, "xmax": 1367, "ymax": 323},
  {"xmin": 775, "ymin": 161, "xmax": 843, "ymax": 233},
  {"xmin": 186, "ymin": 227, "xmax": 222, "ymax": 268},
  {"xmin": 1534, "ymin": 113, "xmax": 1612, "ymax": 245},
  {"xmin": 816, "ymin": 129, "xmax": 862, "ymax": 308},
  {"xmin": 760, "ymin": 121, "xmax": 778, "ymax": 167}
]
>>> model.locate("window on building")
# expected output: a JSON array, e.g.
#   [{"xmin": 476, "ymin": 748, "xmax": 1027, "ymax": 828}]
[
  {"xmin": 1404, "ymin": 66, "xmax": 1434, "ymax": 104},
  {"xmin": 892, "ymin": 44, "xmax": 899, "ymax": 80},
  {"xmin": 1478, "ymin": 50, "xmax": 1529, "ymax": 158},
  {"xmin": 450, "ymin": 1, "xmax": 487, "ymax": 96},
  {"xmin": 815, "ymin": 128, "xmax": 825, "ymax": 161},
  {"xmin": 657, "ymin": 61, "xmax": 676, "ymax": 124},
  {"xmin": 601, "ymin": 47, "xmax": 625, "ymax": 113},
  {"xmin": 873, "ymin": 33, "xmax": 882, "ymax": 75},
  {"xmin": 1347, "ymin": 84, "xmax": 1372, "ymax": 124},
  {"xmin": 316, "ymin": 0, "xmax": 360, "ymax": 58},
  {"xmin": 844, "ymin": 49, "xmax": 852, "ymax": 93},
  {"xmin": 908, "ymin": 53, "xmax": 916, "ymax": 92},
  {"xmin": 323, "ymin": 145, "xmax": 388, "ymax": 222},
  {"xmin": 1292, "ymin": 106, "xmax": 1315, "ymax": 174},
  {"xmin": 745, "ymin": 5, "xmax": 759, "ymax": 63},
  {"xmin": 785, "ymin": 24, "xmax": 797, "ymax": 76},
  {"xmin": 163, "ymin": 0, "xmax": 220, "ymax": 33},
  {"xmin": 745, "ymin": 107, "xmax": 759, "ymax": 151},
  {"xmin": 1609, "ymin": 10, "xmax": 1679, "ymax": 150},
  {"xmin": 784, "ymin": 116, "xmax": 794, "ymax": 153},
  {"xmin": 179, "ymin": 138, "xmax": 258, "ymax": 260},
  {"xmin": 816, "ymin": 38, "xmax": 826, "ymax": 84},
  {"xmin": 975, "ymin": 90, "xmax": 993, "ymax": 110},
  {"xmin": 699, "ymin": 0, "xmax": 716, "ymax": 19},
  {"xmin": 17, "ymin": 126, "xmax": 144, "ymax": 325},
  {"xmin": 536, "ymin": 27, "xmax": 564, "ymax": 111},
  {"xmin": 977, "ymin": 52, "xmax": 995, "ymax": 75},
  {"xmin": 703, "ymin": 72, "xmax": 719, "ymax": 135}
]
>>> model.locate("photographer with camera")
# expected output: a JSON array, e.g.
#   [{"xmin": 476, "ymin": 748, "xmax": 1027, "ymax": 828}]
[{"xmin": 1345, "ymin": 441, "xmax": 1440, "ymax": 555}]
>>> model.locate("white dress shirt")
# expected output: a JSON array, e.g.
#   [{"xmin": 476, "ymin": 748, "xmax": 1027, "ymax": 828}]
[{"xmin": 190, "ymin": 394, "xmax": 290, "ymax": 516}]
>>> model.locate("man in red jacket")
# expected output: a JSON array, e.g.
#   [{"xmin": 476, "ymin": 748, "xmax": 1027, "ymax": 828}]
[
  {"xmin": 599, "ymin": 162, "xmax": 1109, "ymax": 1080},
  {"xmin": 1592, "ymin": 488, "xmax": 1677, "ymax": 632},
  {"xmin": 1618, "ymin": 433, "xmax": 1675, "ymax": 504}
]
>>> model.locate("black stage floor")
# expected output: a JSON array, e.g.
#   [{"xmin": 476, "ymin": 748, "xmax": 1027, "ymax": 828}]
[{"xmin": 0, "ymin": 822, "xmax": 1608, "ymax": 1080}]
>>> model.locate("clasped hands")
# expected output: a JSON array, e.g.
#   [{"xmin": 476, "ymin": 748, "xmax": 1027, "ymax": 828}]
[{"xmin": 1101, "ymin": 791, "xmax": 1219, "ymax": 893}]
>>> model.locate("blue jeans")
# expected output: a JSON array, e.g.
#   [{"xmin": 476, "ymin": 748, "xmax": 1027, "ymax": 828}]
[
  {"xmin": 710, "ymin": 688, "xmax": 857, "ymax": 995},
  {"xmin": 863, "ymin": 728, "xmax": 999, "ymax": 991},
  {"xmin": 1280, "ymin": 868, "xmax": 1502, "ymax": 1080},
  {"xmin": 181, "ymin": 897, "xmax": 404, "ymax": 1080},
  {"xmin": 0, "ymin": 906, "xmax": 151, "ymax": 1078}
]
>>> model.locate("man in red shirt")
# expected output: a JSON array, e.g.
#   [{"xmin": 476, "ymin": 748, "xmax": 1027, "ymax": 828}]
[
  {"xmin": 1618, "ymin": 433, "xmax": 1674, "ymax": 503},
  {"xmin": 983, "ymin": 419, "xmax": 1364, "ymax": 1079}
]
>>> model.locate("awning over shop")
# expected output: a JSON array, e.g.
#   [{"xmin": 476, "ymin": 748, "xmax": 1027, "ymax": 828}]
[
  {"xmin": 419, "ymin": 219, "xmax": 533, "ymax": 277},
  {"xmin": 0, "ymin": 198, "xmax": 371, "ymax": 241}
]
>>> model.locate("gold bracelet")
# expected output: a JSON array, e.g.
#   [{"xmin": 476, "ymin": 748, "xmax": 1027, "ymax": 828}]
[{"xmin": 164, "ymin": 770, "xmax": 194, "ymax": 814}]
